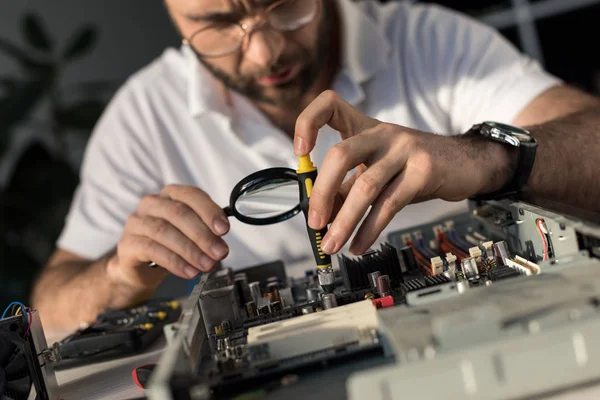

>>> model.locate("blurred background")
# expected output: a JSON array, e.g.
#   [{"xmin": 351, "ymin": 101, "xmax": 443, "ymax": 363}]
[{"xmin": 0, "ymin": 0, "xmax": 598, "ymax": 306}]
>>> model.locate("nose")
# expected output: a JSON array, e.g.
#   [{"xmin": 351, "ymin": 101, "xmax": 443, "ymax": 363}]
[{"xmin": 243, "ymin": 26, "xmax": 284, "ymax": 70}]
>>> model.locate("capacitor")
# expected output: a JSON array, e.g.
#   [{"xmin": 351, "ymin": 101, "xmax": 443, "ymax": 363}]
[
  {"xmin": 322, "ymin": 293, "xmax": 338, "ymax": 309},
  {"xmin": 258, "ymin": 304, "xmax": 270, "ymax": 315},
  {"xmin": 461, "ymin": 257, "xmax": 480, "ymax": 281},
  {"xmin": 306, "ymin": 288, "xmax": 320, "ymax": 302},
  {"xmin": 223, "ymin": 337, "xmax": 231, "ymax": 349},
  {"xmin": 248, "ymin": 282, "xmax": 262, "ymax": 304},
  {"xmin": 301, "ymin": 306, "xmax": 314, "ymax": 314},
  {"xmin": 217, "ymin": 338, "xmax": 225, "ymax": 352},
  {"xmin": 221, "ymin": 320, "xmax": 231, "ymax": 334},
  {"xmin": 245, "ymin": 301, "xmax": 257, "ymax": 318},
  {"xmin": 376, "ymin": 275, "xmax": 392, "ymax": 297},
  {"xmin": 368, "ymin": 271, "xmax": 382, "ymax": 289},
  {"xmin": 270, "ymin": 301, "xmax": 282, "ymax": 312},
  {"xmin": 493, "ymin": 241, "xmax": 512, "ymax": 266}
]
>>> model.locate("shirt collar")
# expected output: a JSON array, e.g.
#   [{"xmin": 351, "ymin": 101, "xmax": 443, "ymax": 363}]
[{"xmin": 184, "ymin": 0, "xmax": 391, "ymax": 116}]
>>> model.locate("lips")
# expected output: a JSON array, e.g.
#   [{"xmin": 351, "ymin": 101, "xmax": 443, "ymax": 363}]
[{"xmin": 257, "ymin": 65, "xmax": 301, "ymax": 86}]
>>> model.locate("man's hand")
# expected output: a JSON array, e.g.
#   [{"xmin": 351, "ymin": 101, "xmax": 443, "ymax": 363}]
[
  {"xmin": 106, "ymin": 185, "xmax": 230, "ymax": 289},
  {"xmin": 294, "ymin": 90, "xmax": 513, "ymax": 256}
]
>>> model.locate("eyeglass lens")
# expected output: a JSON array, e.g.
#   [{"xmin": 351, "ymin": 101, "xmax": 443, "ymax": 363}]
[{"xmin": 190, "ymin": 0, "xmax": 318, "ymax": 57}]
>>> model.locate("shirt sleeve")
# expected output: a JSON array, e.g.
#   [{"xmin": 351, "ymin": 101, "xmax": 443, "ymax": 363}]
[
  {"xmin": 56, "ymin": 78, "xmax": 163, "ymax": 260},
  {"xmin": 404, "ymin": 4, "xmax": 564, "ymax": 133}
]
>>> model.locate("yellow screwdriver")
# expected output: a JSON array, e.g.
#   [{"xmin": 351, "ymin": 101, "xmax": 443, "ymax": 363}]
[{"xmin": 296, "ymin": 154, "xmax": 335, "ymax": 293}]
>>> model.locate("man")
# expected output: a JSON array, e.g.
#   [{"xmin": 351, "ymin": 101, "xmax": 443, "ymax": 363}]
[{"xmin": 32, "ymin": 0, "xmax": 600, "ymax": 334}]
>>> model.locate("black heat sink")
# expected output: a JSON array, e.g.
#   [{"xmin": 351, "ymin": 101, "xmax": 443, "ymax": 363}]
[
  {"xmin": 401, "ymin": 274, "xmax": 451, "ymax": 294},
  {"xmin": 338, "ymin": 243, "xmax": 403, "ymax": 291},
  {"xmin": 488, "ymin": 265, "xmax": 521, "ymax": 281}
]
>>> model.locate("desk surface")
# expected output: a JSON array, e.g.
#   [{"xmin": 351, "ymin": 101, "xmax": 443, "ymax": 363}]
[{"xmin": 55, "ymin": 337, "xmax": 164, "ymax": 400}]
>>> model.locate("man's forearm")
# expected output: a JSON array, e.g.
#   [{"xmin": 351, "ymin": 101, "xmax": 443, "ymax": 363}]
[
  {"xmin": 31, "ymin": 253, "xmax": 153, "ymax": 336},
  {"xmin": 522, "ymin": 107, "xmax": 600, "ymax": 212}
]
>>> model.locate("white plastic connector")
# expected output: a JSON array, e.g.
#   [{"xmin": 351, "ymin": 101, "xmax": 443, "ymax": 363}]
[
  {"xmin": 469, "ymin": 247, "xmax": 483, "ymax": 263},
  {"xmin": 445, "ymin": 253, "xmax": 457, "ymax": 273},
  {"xmin": 506, "ymin": 256, "xmax": 541, "ymax": 276},
  {"xmin": 430, "ymin": 256, "xmax": 444, "ymax": 275},
  {"xmin": 444, "ymin": 220, "xmax": 455, "ymax": 231}
]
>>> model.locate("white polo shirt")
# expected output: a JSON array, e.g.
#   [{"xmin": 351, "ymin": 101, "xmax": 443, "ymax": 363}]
[{"xmin": 57, "ymin": 0, "xmax": 561, "ymax": 273}]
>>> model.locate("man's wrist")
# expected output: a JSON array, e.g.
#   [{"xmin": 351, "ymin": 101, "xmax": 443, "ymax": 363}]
[{"xmin": 465, "ymin": 132, "xmax": 518, "ymax": 195}]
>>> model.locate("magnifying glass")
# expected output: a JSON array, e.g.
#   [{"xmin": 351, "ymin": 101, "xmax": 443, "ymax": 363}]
[
  {"xmin": 148, "ymin": 167, "xmax": 301, "ymax": 268},
  {"xmin": 223, "ymin": 167, "xmax": 301, "ymax": 225}
]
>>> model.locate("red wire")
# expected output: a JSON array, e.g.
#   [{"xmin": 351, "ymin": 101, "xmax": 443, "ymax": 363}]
[{"xmin": 536, "ymin": 219, "xmax": 548, "ymax": 261}]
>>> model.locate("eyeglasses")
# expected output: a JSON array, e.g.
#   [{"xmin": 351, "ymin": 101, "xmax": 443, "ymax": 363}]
[{"xmin": 182, "ymin": 0, "xmax": 320, "ymax": 58}]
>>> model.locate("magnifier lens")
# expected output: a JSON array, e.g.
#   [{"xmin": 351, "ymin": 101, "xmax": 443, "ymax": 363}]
[
  {"xmin": 234, "ymin": 179, "xmax": 299, "ymax": 218},
  {"xmin": 229, "ymin": 167, "xmax": 301, "ymax": 225}
]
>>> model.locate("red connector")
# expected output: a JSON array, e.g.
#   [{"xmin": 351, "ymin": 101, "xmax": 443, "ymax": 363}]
[{"xmin": 372, "ymin": 296, "xmax": 394, "ymax": 309}]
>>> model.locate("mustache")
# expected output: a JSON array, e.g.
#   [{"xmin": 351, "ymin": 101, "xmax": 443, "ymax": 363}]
[{"xmin": 252, "ymin": 55, "xmax": 299, "ymax": 79}]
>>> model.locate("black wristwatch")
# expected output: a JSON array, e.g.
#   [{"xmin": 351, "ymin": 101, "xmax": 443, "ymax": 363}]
[{"xmin": 468, "ymin": 121, "xmax": 537, "ymax": 201}]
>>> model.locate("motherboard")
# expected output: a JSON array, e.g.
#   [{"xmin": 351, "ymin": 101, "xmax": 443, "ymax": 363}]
[{"xmin": 147, "ymin": 198, "xmax": 600, "ymax": 400}]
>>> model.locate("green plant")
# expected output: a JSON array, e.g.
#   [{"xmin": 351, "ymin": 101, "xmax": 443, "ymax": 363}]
[{"xmin": 0, "ymin": 12, "xmax": 115, "ymax": 305}]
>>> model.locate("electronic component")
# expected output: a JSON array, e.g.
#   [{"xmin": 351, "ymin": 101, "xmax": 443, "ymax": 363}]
[
  {"xmin": 246, "ymin": 300, "xmax": 378, "ymax": 363},
  {"xmin": 0, "ymin": 308, "xmax": 59, "ymax": 400},
  {"xmin": 368, "ymin": 271, "xmax": 381, "ymax": 289},
  {"xmin": 430, "ymin": 256, "xmax": 444, "ymax": 275},
  {"xmin": 248, "ymin": 281, "xmax": 261, "ymax": 304},
  {"xmin": 148, "ymin": 197, "xmax": 600, "ymax": 400},
  {"xmin": 339, "ymin": 243, "xmax": 403, "ymax": 291},
  {"xmin": 493, "ymin": 241, "xmax": 512, "ymax": 265},
  {"xmin": 199, "ymin": 284, "xmax": 242, "ymax": 335},
  {"xmin": 322, "ymin": 293, "xmax": 338, "ymax": 309},
  {"xmin": 375, "ymin": 275, "xmax": 392, "ymax": 297},
  {"xmin": 460, "ymin": 257, "xmax": 480, "ymax": 281}
]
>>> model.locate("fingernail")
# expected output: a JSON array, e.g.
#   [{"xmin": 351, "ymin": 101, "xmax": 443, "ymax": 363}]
[
  {"xmin": 211, "ymin": 241, "xmax": 229, "ymax": 259},
  {"xmin": 321, "ymin": 235, "xmax": 336, "ymax": 254},
  {"xmin": 184, "ymin": 265, "xmax": 199, "ymax": 278},
  {"xmin": 200, "ymin": 254, "xmax": 216, "ymax": 270},
  {"xmin": 294, "ymin": 137, "xmax": 307, "ymax": 155},
  {"xmin": 308, "ymin": 209, "xmax": 321, "ymax": 229},
  {"xmin": 213, "ymin": 217, "xmax": 230, "ymax": 235}
]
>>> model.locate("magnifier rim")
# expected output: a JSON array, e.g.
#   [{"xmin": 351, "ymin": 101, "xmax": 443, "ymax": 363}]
[{"xmin": 230, "ymin": 167, "xmax": 301, "ymax": 225}]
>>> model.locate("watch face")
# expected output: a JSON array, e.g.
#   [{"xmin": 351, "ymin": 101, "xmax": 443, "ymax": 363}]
[{"xmin": 482, "ymin": 121, "xmax": 533, "ymax": 146}]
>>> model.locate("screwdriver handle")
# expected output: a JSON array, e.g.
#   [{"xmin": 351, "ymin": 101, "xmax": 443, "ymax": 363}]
[{"xmin": 297, "ymin": 161, "xmax": 334, "ymax": 290}]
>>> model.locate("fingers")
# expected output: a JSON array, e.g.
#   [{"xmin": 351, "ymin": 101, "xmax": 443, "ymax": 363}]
[
  {"xmin": 161, "ymin": 185, "xmax": 230, "ymax": 236},
  {"xmin": 138, "ymin": 194, "xmax": 229, "ymax": 264},
  {"xmin": 126, "ymin": 214, "xmax": 216, "ymax": 272},
  {"xmin": 349, "ymin": 164, "xmax": 426, "ymax": 254},
  {"xmin": 294, "ymin": 90, "xmax": 380, "ymax": 156},
  {"xmin": 308, "ymin": 134, "xmax": 383, "ymax": 229},
  {"xmin": 320, "ymin": 158, "xmax": 403, "ymax": 255},
  {"xmin": 118, "ymin": 234, "xmax": 200, "ymax": 280},
  {"xmin": 328, "ymin": 164, "xmax": 367, "ymax": 223}
]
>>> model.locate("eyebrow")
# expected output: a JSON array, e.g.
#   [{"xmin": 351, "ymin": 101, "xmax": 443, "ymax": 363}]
[
  {"xmin": 184, "ymin": 11, "xmax": 239, "ymax": 22},
  {"xmin": 184, "ymin": 0, "xmax": 279, "ymax": 22}
]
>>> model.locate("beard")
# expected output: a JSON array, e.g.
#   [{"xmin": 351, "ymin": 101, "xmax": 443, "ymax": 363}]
[{"xmin": 194, "ymin": 2, "xmax": 334, "ymax": 107}]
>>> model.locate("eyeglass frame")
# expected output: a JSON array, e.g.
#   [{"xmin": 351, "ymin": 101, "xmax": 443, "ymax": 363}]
[{"xmin": 181, "ymin": 0, "xmax": 322, "ymax": 58}]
